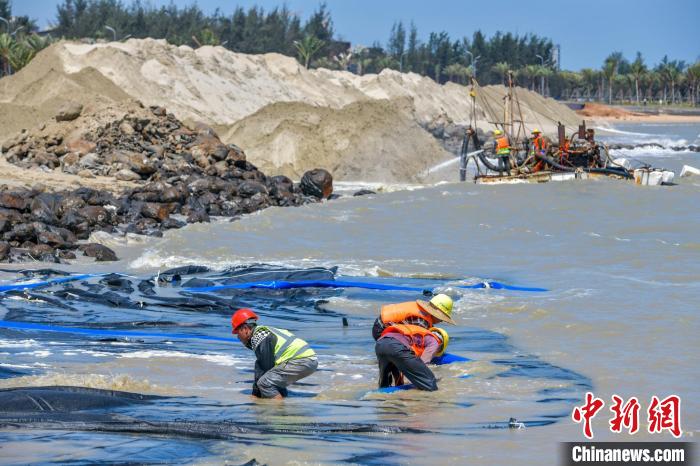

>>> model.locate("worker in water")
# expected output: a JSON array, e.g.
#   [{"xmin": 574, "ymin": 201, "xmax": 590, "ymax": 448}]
[
  {"xmin": 530, "ymin": 128, "xmax": 548, "ymax": 172},
  {"xmin": 374, "ymin": 294, "xmax": 455, "ymax": 391},
  {"xmin": 231, "ymin": 308, "xmax": 317, "ymax": 399},
  {"xmin": 492, "ymin": 129, "xmax": 511, "ymax": 172}
]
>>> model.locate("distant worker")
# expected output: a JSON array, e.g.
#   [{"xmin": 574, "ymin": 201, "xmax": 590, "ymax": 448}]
[
  {"xmin": 493, "ymin": 129, "xmax": 511, "ymax": 172},
  {"xmin": 530, "ymin": 129, "xmax": 548, "ymax": 172},
  {"xmin": 559, "ymin": 138, "xmax": 571, "ymax": 162},
  {"xmin": 530, "ymin": 129, "xmax": 547, "ymax": 156},
  {"xmin": 584, "ymin": 128, "xmax": 595, "ymax": 144},
  {"xmin": 232, "ymin": 308, "xmax": 317, "ymax": 399},
  {"xmin": 374, "ymin": 294, "xmax": 455, "ymax": 391}
]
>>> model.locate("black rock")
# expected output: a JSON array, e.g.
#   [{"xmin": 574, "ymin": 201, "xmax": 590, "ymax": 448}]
[
  {"xmin": 0, "ymin": 192, "xmax": 29, "ymax": 211},
  {"xmin": 353, "ymin": 189, "xmax": 376, "ymax": 196},
  {"xmin": 237, "ymin": 180, "xmax": 268, "ymax": 198},
  {"xmin": 186, "ymin": 209, "xmax": 210, "ymax": 223},
  {"xmin": 79, "ymin": 243, "xmax": 118, "ymax": 261},
  {"xmin": 300, "ymin": 169, "xmax": 333, "ymax": 199},
  {"xmin": 0, "ymin": 241, "xmax": 10, "ymax": 261},
  {"xmin": 161, "ymin": 218, "xmax": 186, "ymax": 229}
]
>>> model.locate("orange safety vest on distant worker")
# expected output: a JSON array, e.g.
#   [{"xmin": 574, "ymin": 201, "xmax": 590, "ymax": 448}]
[
  {"xmin": 380, "ymin": 302, "xmax": 436, "ymax": 327},
  {"xmin": 560, "ymin": 139, "xmax": 571, "ymax": 160},
  {"xmin": 496, "ymin": 136, "xmax": 511, "ymax": 155},
  {"xmin": 531, "ymin": 136, "xmax": 546, "ymax": 155},
  {"xmin": 380, "ymin": 324, "xmax": 441, "ymax": 358}
]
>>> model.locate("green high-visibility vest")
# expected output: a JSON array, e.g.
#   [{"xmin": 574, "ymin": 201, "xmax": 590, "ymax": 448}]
[{"xmin": 256, "ymin": 326, "xmax": 315, "ymax": 365}]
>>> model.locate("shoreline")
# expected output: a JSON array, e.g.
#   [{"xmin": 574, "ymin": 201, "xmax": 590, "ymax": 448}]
[{"xmin": 587, "ymin": 113, "xmax": 700, "ymax": 123}]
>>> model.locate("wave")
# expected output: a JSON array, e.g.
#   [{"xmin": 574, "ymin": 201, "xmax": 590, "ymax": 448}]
[
  {"xmin": 0, "ymin": 372, "xmax": 172, "ymax": 394},
  {"xmin": 117, "ymin": 350, "xmax": 244, "ymax": 367},
  {"xmin": 608, "ymin": 145, "xmax": 693, "ymax": 159},
  {"xmin": 129, "ymin": 251, "xmax": 444, "ymax": 279},
  {"xmin": 594, "ymin": 126, "xmax": 655, "ymax": 137}
]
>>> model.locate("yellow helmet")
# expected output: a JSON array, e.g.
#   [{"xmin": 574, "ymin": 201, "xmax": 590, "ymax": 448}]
[
  {"xmin": 430, "ymin": 327, "xmax": 450, "ymax": 357},
  {"xmin": 531, "ymin": 128, "xmax": 541, "ymax": 134},
  {"xmin": 493, "ymin": 129, "xmax": 503, "ymax": 136},
  {"xmin": 429, "ymin": 293, "xmax": 455, "ymax": 323}
]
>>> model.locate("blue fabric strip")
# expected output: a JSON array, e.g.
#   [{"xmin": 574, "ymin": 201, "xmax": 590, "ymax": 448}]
[
  {"xmin": 0, "ymin": 274, "xmax": 101, "ymax": 292},
  {"xmin": 0, "ymin": 320, "xmax": 331, "ymax": 349},
  {"xmin": 185, "ymin": 279, "xmax": 547, "ymax": 293}
]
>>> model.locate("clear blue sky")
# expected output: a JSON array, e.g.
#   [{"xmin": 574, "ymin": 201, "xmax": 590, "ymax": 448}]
[{"xmin": 10, "ymin": 0, "xmax": 700, "ymax": 70}]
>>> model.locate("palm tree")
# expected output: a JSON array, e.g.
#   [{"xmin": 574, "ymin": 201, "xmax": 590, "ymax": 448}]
[
  {"xmin": 444, "ymin": 63, "xmax": 470, "ymax": 84},
  {"xmin": 0, "ymin": 33, "xmax": 15, "ymax": 76},
  {"xmin": 524, "ymin": 65, "xmax": 539, "ymax": 90},
  {"xmin": 687, "ymin": 62, "xmax": 700, "ymax": 106},
  {"xmin": 666, "ymin": 60, "xmax": 684, "ymax": 105},
  {"xmin": 629, "ymin": 52, "xmax": 647, "ymax": 105},
  {"xmin": 580, "ymin": 68, "xmax": 597, "ymax": 100},
  {"xmin": 492, "ymin": 61, "xmax": 509, "ymax": 86},
  {"xmin": 8, "ymin": 42, "xmax": 35, "ymax": 71},
  {"xmin": 293, "ymin": 35, "xmax": 325, "ymax": 69},
  {"xmin": 603, "ymin": 52, "xmax": 623, "ymax": 104}
]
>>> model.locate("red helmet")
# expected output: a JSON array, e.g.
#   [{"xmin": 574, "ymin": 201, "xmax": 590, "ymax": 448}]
[{"xmin": 231, "ymin": 308, "xmax": 258, "ymax": 334}]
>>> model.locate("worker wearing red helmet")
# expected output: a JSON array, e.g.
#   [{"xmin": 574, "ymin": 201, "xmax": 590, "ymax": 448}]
[{"xmin": 231, "ymin": 308, "xmax": 317, "ymax": 399}]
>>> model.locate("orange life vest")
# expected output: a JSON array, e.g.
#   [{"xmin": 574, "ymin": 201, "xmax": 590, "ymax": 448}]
[
  {"xmin": 380, "ymin": 301, "xmax": 435, "ymax": 327},
  {"xmin": 496, "ymin": 136, "xmax": 510, "ymax": 155},
  {"xmin": 380, "ymin": 324, "xmax": 440, "ymax": 357},
  {"xmin": 532, "ymin": 136, "xmax": 546, "ymax": 153},
  {"xmin": 560, "ymin": 139, "xmax": 571, "ymax": 161}
]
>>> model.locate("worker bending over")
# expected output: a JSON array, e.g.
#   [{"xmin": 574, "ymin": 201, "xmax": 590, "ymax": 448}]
[
  {"xmin": 373, "ymin": 294, "xmax": 455, "ymax": 391},
  {"xmin": 232, "ymin": 308, "xmax": 318, "ymax": 399}
]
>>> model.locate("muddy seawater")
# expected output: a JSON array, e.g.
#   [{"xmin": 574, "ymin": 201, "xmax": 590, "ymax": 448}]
[{"xmin": 1, "ymin": 123, "xmax": 698, "ymax": 465}]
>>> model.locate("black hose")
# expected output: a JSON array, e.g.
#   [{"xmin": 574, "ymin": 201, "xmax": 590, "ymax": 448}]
[
  {"xmin": 477, "ymin": 152, "xmax": 504, "ymax": 172},
  {"xmin": 534, "ymin": 153, "xmax": 575, "ymax": 172},
  {"xmin": 588, "ymin": 167, "xmax": 634, "ymax": 179},
  {"xmin": 535, "ymin": 153, "xmax": 633, "ymax": 179}
]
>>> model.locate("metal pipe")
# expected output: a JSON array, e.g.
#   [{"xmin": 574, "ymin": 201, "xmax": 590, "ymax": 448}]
[
  {"xmin": 536, "ymin": 54, "xmax": 545, "ymax": 95},
  {"xmin": 466, "ymin": 51, "xmax": 480, "ymax": 78},
  {"xmin": 104, "ymin": 25, "xmax": 117, "ymax": 42},
  {"xmin": 399, "ymin": 51, "xmax": 408, "ymax": 72}
]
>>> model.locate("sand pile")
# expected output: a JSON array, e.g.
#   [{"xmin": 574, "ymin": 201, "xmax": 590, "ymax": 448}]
[
  {"xmin": 1, "ymin": 38, "xmax": 583, "ymax": 181},
  {"xmin": 224, "ymin": 98, "xmax": 452, "ymax": 181},
  {"xmin": 576, "ymin": 103, "xmax": 641, "ymax": 119}
]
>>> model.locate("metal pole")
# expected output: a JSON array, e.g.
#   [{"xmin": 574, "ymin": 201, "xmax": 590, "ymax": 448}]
[
  {"xmin": 536, "ymin": 54, "xmax": 545, "ymax": 96},
  {"xmin": 10, "ymin": 26, "xmax": 24, "ymax": 37},
  {"xmin": 0, "ymin": 17, "xmax": 9, "ymax": 33},
  {"xmin": 399, "ymin": 51, "xmax": 407, "ymax": 73},
  {"xmin": 105, "ymin": 25, "xmax": 117, "ymax": 42}
]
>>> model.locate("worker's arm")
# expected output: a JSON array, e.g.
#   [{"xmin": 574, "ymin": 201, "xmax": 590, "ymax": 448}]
[
  {"xmin": 371, "ymin": 317, "xmax": 385, "ymax": 340},
  {"xmin": 252, "ymin": 333, "xmax": 277, "ymax": 397},
  {"xmin": 421, "ymin": 336, "xmax": 440, "ymax": 364}
]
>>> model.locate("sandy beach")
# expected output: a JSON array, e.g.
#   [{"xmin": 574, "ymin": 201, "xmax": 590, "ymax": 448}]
[{"xmin": 576, "ymin": 102, "xmax": 700, "ymax": 123}]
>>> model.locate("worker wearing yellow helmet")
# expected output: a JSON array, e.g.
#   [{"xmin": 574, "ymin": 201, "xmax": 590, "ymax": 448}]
[
  {"xmin": 492, "ymin": 128, "xmax": 511, "ymax": 172},
  {"xmin": 529, "ymin": 128, "xmax": 548, "ymax": 171},
  {"xmin": 373, "ymin": 294, "xmax": 455, "ymax": 391}
]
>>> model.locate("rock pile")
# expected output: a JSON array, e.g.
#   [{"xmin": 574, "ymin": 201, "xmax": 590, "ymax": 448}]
[
  {"xmin": 0, "ymin": 105, "xmax": 334, "ymax": 263},
  {"xmin": 3, "ymin": 105, "xmax": 252, "ymax": 182}
]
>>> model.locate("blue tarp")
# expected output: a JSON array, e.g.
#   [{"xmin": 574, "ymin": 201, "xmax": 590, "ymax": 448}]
[
  {"xmin": 184, "ymin": 279, "xmax": 547, "ymax": 293},
  {"xmin": 0, "ymin": 274, "xmax": 100, "ymax": 292}
]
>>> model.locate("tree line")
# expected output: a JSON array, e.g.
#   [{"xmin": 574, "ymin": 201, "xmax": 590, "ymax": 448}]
[{"xmin": 0, "ymin": 0, "xmax": 698, "ymax": 106}]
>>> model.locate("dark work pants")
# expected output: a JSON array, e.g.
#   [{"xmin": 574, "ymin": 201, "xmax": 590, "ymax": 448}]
[{"xmin": 375, "ymin": 337, "xmax": 438, "ymax": 391}]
